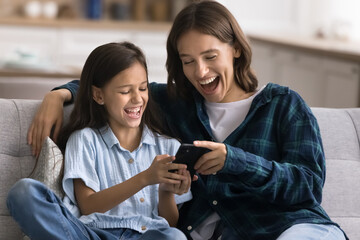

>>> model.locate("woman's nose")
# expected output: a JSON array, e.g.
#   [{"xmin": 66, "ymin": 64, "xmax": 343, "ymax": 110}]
[{"xmin": 195, "ymin": 61, "xmax": 209, "ymax": 78}]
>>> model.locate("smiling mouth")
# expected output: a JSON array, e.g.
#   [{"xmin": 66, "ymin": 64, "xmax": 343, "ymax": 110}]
[
  {"xmin": 124, "ymin": 106, "xmax": 141, "ymax": 119},
  {"xmin": 199, "ymin": 76, "xmax": 219, "ymax": 93}
]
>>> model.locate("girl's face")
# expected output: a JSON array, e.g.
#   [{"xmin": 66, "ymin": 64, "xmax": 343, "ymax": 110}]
[
  {"xmin": 177, "ymin": 30, "xmax": 243, "ymax": 103},
  {"xmin": 94, "ymin": 61, "xmax": 148, "ymax": 131}
]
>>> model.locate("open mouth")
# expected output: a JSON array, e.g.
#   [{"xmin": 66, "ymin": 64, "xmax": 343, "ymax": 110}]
[
  {"xmin": 199, "ymin": 76, "xmax": 219, "ymax": 94},
  {"xmin": 124, "ymin": 106, "xmax": 141, "ymax": 119}
]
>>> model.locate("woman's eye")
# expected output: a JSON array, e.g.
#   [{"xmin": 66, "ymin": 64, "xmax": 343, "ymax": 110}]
[
  {"xmin": 139, "ymin": 87, "xmax": 147, "ymax": 92},
  {"xmin": 206, "ymin": 55, "xmax": 216, "ymax": 60},
  {"xmin": 119, "ymin": 91, "xmax": 129, "ymax": 94}
]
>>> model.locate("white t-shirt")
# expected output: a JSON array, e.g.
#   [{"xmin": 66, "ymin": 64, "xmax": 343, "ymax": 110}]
[
  {"xmin": 191, "ymin": 86, "xmax": 264, "ymax": 239},
  {"xmin": 204, "ymin": 86, "xmax": 264, "ymax": 142}
]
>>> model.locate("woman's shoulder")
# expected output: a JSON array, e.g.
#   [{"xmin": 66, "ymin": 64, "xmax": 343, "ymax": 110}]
[{"xmin": 261, "ymin": 83, "xmax": 308, "ymax": 106}]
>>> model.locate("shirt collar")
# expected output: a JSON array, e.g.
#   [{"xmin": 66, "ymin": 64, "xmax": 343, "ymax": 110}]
[
  {"xmin": 193, "ymin": 82, "xmax": 288, "ymax": 109},
  {"xmin": 98, "ymin": 124, "xmax": 156, "ymax": 150}
]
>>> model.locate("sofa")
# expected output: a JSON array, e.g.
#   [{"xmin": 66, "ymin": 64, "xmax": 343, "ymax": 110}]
[{"xmin": 0, "ymin": 98, "xmax": 359, "ymax": 240}]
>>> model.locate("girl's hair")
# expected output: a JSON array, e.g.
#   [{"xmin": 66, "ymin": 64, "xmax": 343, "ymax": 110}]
[
  {"xmin": 166, "ymin": 0, "xmax": 258, "ymax": 100},
  {"xmin": 58, "ymin": 42, "xmax": 165, "ymax": 152}
]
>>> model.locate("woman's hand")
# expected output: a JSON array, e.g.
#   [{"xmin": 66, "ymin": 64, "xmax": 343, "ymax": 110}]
[
  {"xmin": 160, "ymin": 168, "xmax": 191, "ymax": 195},
  {"xmin": 193, "ymin": 140, "xmax": 227, "ymax": 175},
  {"xmin": 27, "ymin": 89, "xmax": 71, "ymax": 157},
  {"xmin": 143, "ymin": 154, "xmax": 187, "ymax": 186}
]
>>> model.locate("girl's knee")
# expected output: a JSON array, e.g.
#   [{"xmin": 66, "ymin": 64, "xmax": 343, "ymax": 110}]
[
  {"xmin": 168, "ymin": 228, "xmax": 187, "ymax": 240},
  {"xmin": 7, "ymin": 178, "xmax": 43, "ymax": 209},
  {"xmin": 142, "ymin": 227, "xmax": 187, "ymax": 240}
]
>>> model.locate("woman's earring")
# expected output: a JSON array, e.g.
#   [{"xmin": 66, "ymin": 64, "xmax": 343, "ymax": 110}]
[{"xmin": 171, "ymin": 79, "xmax": 176, "ymax": 85}]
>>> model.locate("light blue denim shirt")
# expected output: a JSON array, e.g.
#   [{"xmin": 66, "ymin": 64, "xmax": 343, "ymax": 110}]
[{"xmin": 62, "ymin": 125, "xmax": 192, "ymax": 232}]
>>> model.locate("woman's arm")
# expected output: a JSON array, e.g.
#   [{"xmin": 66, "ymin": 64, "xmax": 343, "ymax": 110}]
[
  {"xmin": 27, "ymin": 80, "xmax": 80, "ymax": 157},
  {"xmin": 221, "ymin": 113, "xmax": 325, "ymax": 207},
  {"xmin": 192, "ymin": 105, "xmax": 325, "ymax": 208}
]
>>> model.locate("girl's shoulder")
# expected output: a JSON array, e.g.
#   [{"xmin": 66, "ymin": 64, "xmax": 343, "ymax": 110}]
[
  {"xmin": 143, "ymin": 126, "xmax": 181, "ymax": 154},
  {"xmin": 68, "ymin": 127, "xmax": 100, "ymax": 143}
]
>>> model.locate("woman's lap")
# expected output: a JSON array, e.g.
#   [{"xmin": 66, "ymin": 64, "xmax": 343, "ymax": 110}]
[{"xmin": 276, "ymin": 223, "xmax": 346, "ymax": 240}]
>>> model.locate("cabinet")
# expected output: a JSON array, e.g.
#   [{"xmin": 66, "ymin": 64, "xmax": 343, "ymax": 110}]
[
  {"xmin": 0, "ymin": 22, "xmax": 170, "ymax": 99},
  {"xmin": 251, "ymin": 40, "xmax": 360, "ymax": 107}
]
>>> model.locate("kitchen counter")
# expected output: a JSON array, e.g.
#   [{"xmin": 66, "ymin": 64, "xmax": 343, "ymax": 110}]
[{"xmin": 247, "ymin": 31, "xmax": 360, "ymax": 62}]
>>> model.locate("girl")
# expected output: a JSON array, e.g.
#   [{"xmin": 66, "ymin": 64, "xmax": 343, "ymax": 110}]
[{"xmin": 7, "ymin": 42, "xmax": 191, "ymax": 240}]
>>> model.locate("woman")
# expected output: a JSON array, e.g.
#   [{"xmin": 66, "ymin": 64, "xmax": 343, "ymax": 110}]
[{"xmin": 27, "ymin": 1, "xmax": 347, "ymax": 239}]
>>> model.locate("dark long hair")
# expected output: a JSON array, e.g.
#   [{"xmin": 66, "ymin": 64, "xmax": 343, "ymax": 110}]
[
  {"xmin": 58, "ymin": 42, "xmax": 165, "ymax": 152},
  {"xmin": 166, "ymin": 0, "xmax": 258, "ymax": 100}
]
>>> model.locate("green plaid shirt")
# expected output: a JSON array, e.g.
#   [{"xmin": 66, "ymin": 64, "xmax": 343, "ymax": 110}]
[
  {"xmin": 60, "ymin": 81, "xmax": 343, "ymax": 240},
  {"xmin": 150, "ymin": 82, "xmax": 341, "ymax": 240}
]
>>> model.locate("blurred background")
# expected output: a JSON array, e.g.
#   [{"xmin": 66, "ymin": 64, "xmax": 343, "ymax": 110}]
[{"xmin": 0, "ymin": 0, "xmax": 359, "ymax": 107}]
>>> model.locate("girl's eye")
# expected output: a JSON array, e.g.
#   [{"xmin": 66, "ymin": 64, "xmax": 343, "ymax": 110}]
[
  {"xmin": 183, "ymin": 59, "xmax": 194, "ymax": 65},
  {"xmin": 139, "ymin": 87, "xmax": 147, "ymax": 92},
  {"xmin": 119, "ymin": 91, "xmax": 129, "ymax": 94}
]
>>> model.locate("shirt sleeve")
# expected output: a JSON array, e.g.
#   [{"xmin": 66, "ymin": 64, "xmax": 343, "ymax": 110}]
[
  {"xmin": 62, "ymin": 128, "xmax": 100, "ymax": 205},
  {"xmin": 52, "ymin": 79, "xmax": 80, "ymax": 103},
  {"xmin": 221, "ymin": 103, "xmax": 325, "ymax": 207}
]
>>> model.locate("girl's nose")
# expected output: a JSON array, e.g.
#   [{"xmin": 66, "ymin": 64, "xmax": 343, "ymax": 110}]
[{"xmin": 132, "ymin": 90, "xmax": 142, "ymax": 103}]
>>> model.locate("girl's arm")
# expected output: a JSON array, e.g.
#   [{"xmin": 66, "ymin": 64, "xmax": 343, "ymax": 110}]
[
  {"xmin": 74, "ymin": 172, "xmax": 148, "ymax": 215},
  {"xmin": 158, "ymin": 190, "xmax": 178, "ymax": 227},
  {"xmin": 158, "ymin": 169, "xmax": 191, "ymax": 227},
  {"xmin": 74, "ymin": 155, "xmax": 187, "ymax": 215}
]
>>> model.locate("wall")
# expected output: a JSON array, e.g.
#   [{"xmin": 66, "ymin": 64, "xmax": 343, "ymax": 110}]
[{"xmin": 218, "ymin": 0, "xmax": 360, "ymax": 41}]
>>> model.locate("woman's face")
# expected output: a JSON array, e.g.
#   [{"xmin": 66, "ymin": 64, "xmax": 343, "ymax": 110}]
[
  {"xmin": 95, "ymin": 61, "xmax": 148, "ymax": 131},
  {"xmin": 177, "ymin": 30, "xmax": 243, "ymax": 103}
]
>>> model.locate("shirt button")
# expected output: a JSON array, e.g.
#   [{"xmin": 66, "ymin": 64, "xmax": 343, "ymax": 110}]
[
  {"xmin": 212, "ymin": 200, "xmax": 218, "ymax": 205},
  {"xmin": 187, "ymin": 226, "xmax": 192, "ymax": 231},
  {"xmin": 140, "ymin": 197, "xmax": 145, "ymax": 202},
  {"xmin": 141, "ymin": 225, "xmax": 147, "ymax": 231},
  {"xmin": 128, "ymin": 158, "xmax": 134, "ymax": 164}
]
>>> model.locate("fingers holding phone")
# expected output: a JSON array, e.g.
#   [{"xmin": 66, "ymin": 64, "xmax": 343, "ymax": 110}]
[
  {"xmin": 145, "ymin": 154, "xmax": 187, "ymax": 186},
  {"xmin": 161, "ymin": 169, "xmax": 191, "ymax": 195},
  {"xmin": 193, "ymin": 140, "xmax": 227, "ymax": 175}
]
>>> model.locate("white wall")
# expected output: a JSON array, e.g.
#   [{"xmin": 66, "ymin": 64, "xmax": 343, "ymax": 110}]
[{"xmin": 218, "ymin": 0, "xmax": 360, "ymax": 41}]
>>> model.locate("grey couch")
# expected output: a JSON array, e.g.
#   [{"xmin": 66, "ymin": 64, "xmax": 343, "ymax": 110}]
[{"xmin": 0, "ymin": 98, "xmax": 359, "ymax": 240}]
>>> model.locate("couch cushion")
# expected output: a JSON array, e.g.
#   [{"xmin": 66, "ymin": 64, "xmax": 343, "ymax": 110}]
[
  {"xmin": 29, "ymin": 137, "xmax": 64, "ymax": 198},
  {"xmin": 312, "ymin": 108, "xmax": 360, "ymax": 240}
]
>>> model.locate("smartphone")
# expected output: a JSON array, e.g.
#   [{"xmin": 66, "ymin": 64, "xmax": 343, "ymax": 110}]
[{"xmin": 170, "ymin": 143, "xmax": 211, "ymax": 178}]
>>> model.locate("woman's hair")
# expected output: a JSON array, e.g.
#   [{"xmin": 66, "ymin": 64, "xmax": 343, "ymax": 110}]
[
  {"xmin": 58, "ymin": 42, "xmax": 165, "ymax": 152},
  {"xmin": 166, "ymin": 0, "xmax": 258, "ymax": 100}
]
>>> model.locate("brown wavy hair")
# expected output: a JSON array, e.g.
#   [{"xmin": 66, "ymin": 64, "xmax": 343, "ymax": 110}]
[
  {"xmin": 58, "ymin": 42, "xmax": 165, "ymax": 152},
  {"xmin": 166, "ymin": 0, "xmax": 258, "ymax": 100}
]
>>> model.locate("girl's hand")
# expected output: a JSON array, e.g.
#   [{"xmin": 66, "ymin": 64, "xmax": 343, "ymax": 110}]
[
  {"xmin": 193, "ymin": 140, "xmax": 227, "ymax": 175},
  {"xmin": 160, "ymin": 169, "xmax": 191, "ymax": 195},
  {"xmin": 144, "ymin": 154, "xmax": 187, "ymax": 186}
]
